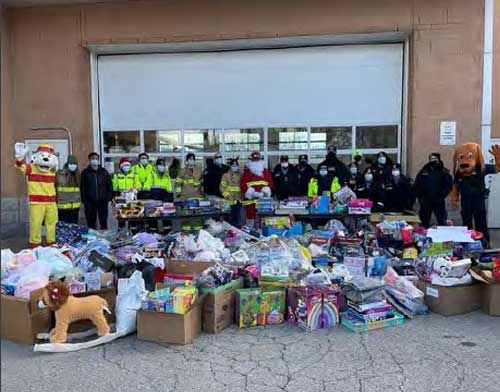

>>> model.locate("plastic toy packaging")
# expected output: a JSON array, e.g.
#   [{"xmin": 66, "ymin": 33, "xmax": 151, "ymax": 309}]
[
  {"xmin": 33, "ymin": 246, "xmax": 73, "ymax": 279},
  {"xmin": 1, "ymin": 249, "xmax": 36, "ymax": 277},
  {"xmin": 334, "ymin": 186, "xmax": 357, "ymax": 205},
  {"xmin": 3, "ymin": 260, "xmax": 52, "ymax": 299}
]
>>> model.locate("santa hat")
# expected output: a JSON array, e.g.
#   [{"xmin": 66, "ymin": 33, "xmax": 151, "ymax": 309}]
[{"xmin": 119, "ymin": 158, "xmax": 131, "ymax": 168}]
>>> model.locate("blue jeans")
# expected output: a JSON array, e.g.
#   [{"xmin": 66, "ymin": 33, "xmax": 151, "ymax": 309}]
[{"xmin": 229, "ymin": 202, "xmax": 242, "ymax": 228}]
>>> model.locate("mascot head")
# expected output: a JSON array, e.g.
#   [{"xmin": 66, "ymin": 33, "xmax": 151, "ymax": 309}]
[
  {"xmin": 32, "ymin": 144, "xmax": 58, "ymax": 172},
  {"xmin": 453, "ymin": 143, "xmax": 485, "ymax": 176}
]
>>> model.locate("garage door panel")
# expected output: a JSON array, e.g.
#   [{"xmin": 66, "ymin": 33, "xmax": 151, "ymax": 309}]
[{"xmin": 98, "ymin": 44, "xmax": 403, "ymax": 130}]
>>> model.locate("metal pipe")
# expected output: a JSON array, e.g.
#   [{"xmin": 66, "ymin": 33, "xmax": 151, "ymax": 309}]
[
  {"xmin": 481, "ymin": 0, "xmax": 494, "ymax": 162},
  {"xmin": 30, "ymin": 126, "xmax": 73, "ymax": 154}
]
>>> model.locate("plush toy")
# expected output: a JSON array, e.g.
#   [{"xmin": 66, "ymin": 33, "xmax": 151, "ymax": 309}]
[
  {"xmin": 450, "ymin": 143, "xmax": 500, "ymax": 244},
  {"xmin": 14, "ymin": 143, "xmax": 59, "ymax": 247},
  {"xmin": 38, "ymin": 281, "xmax": 110, "ymax": 344}
]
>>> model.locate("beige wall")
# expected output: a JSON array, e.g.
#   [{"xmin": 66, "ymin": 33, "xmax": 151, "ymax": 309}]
[
  {"xmin": 1, "ymin": 0, "xmax": 486, "ymax": 199},
  {"xmin": 493, "ymin": 0, "xmax": 500, "ymax": 139}
]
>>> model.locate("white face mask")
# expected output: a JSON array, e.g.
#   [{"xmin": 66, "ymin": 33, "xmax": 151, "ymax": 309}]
[
  {"xmin": 90, "ymin": 159, "xmax": 99, "ymax": 167},
  {"xmin": 122, "ymin": 165, "xmax": 131, "ymax": 173},
  {"xmin": 187, "ymin": 159, "xmax": 195, "ymax": 166},
  {"xmin": 365, "ymin": 174, "xmax": 373, "ymax": 182},
  {"xmin": 319, "ymin": 170, "xmax": 328, "ymax": 177},
  {"xmin": 378, "ymin": 156, "xmax": 387, "ymax": 165},
  {"xmin": 157, "ymin": 165, "xmax": 166, "ymax": 173},
  {"xmin": 392, "ymin": 170, "xmax": 400, "ymax": 177},
  {"xmin": 140, "ymin": 158, "xmax": 148, "ymax": 165},
  {"xmin": 281, "ymin": 162, "xmax": 289, "ymax": 168},
  {"xmin": 67, "ymin": 164, "xmax": 77, "ymax": 172},
  {"xmin": 350, "ymin": 167, "xmax": 358, "ymax": 175},
  {"xmin": 214, "ymin": 158, "xmax": 223, "ymax": 165},
  {"xmin": 231, "ymin": 165, "xmax": 240, "ymax": 173}
]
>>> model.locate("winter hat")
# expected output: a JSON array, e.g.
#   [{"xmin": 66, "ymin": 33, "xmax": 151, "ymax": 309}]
[
  {"xmin": 119, "ymin": 158, "xmax": 131, "ymax": 168},
  {"xmin": 66, "ymin": 155, "xmax": 78, "ymax": 165}
]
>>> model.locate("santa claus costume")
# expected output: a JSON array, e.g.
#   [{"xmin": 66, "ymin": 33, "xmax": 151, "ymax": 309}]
[{"xmin": 240, "ymin": 151, "xmax": 273, "ymax": 227}]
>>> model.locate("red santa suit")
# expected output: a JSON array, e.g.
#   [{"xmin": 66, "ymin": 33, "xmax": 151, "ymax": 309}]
[{"xmin": 240, "ymin": 161, "xmax": 273, "ymax": 220}]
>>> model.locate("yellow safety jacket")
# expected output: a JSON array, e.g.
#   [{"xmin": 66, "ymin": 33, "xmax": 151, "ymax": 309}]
[
  {"xmin": 112, "ymin": 172, "xmax": 137, "ymax": 193},
  {"xmin": 56, "ymin": 169, "xmax": 81, "ymax": 210},
  {"xmin": 307, "ymin": 177, "xmax": 341, "ymax": 197},
  {"xmin": 220, "ymin": 172, "xmax": 241, "ymax": 204},
  {"xmin": 15, "ymin": 161, "xmax": 56, "ymax": 204},
  {"xmin": 150, "ymin": 171, "xmax": 173, "ymax": 192},
  {"xmin": 131, "ymin": 163, "xmax": 154, "ymax": 191},
  {"xmin": 175, "ymin": 166, "xmax": 203, "ymax": 200}
]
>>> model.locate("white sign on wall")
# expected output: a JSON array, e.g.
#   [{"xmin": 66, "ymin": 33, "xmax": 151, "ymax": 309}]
[{"xmin": 439, "ymin": 121, "xmax": 456, "ymax": 145}]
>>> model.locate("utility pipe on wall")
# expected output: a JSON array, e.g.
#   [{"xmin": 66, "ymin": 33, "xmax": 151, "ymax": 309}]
[{"xmin": 481, "ymin": 0, "xmax": 494, "ymax": 162}]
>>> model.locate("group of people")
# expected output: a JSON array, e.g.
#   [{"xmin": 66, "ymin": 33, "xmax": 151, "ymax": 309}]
[{"xmin": 54, "ymin": 145, "xmax": 455, "ymax": 231}]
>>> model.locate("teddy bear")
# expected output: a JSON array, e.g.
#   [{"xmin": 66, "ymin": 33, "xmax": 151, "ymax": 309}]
[
  {"xmin": 14, "ymin": 143, "xmax": 59, "ymax": 247},
  {"xmin": 450, "ymin": 143, "xmax": 500, "ymax": 244}
]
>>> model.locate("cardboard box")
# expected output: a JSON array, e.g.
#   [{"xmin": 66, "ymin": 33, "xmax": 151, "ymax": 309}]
[
  {"xmin": 0, "ymin": 288, "xmax": 53, "ymax": 344},
  {"xmin": 202, "ymin": 278, "xmax": 243, "ymax": 333},
  {"xmin": 155, "ymin": 260, "xmax": 215, "ymax": 285},
  {"xmin": 470, "ymin": 268, "xmax": 500, "ymax": 316},
  {"xmin": 68, "ymin": 288, "xmax": 117, "ymax": 333},
  {"xmin": 417, "ymin": 280, "xmax": 482, "ymax": 316},
  {"xmin": 137, "ymin": 295, "xmax": 205, "ymax": 344},
  {"xmin": 236, "ymin": 288, "xmax": 286, "ymax": 328}
]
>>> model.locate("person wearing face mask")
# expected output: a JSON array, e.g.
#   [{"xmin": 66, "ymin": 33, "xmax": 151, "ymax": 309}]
[
  {"xmin": 203, "ymin": 153, "xmax": 229, "ymax": 197},
  {"xmin": 240, "ymin": 151, "xmax": 273, "ymax": 228},
  {"xmin": 175, "ymin": 153, "xmax": 203, "ymax": 201},
  {"xmin": 80, "ymin": 152, "xmax": 113, "ymax": 230},
  {"xmin": 55, "ymin": 155, "xmax": 81, "ymax": 224},
  {"xmin": 384, "ymin": 163, "xmax": 415, "ymax": 212},
  {"xmin": 220, "ymin": 157, "xmax": 242, "ymax": 227},
  {"xmin": 317, "ymin": 145, "xmax": 348, "ymax": 185},
  {"xmin": 414, "ymin": 153, "xmax": 452, "ymax": 227},
  {"xmin": 372, "ymin": 151, "xmax": 393, "ymax": 183},
  {"xmin": 149, "ymin": 158, "xmax": 173, "ymax": 202},
  {"xmin": 111, "ymin": 158, "xmax": 137, "ymax": 196},
  {"xmin": 346, "ymin": 163, "xmax": 365, "ymax": 195},
  {"xmin": 308, "ymin": 164, "xmax": 341, "ymax": 198},
  {"xmin": 272, "ymin": 155, "xmax": 298, "ymax": 200},
  {"xmin": 131, "ymin": 152, "xmax": 154, "ymax": 199},
  {"xmin": 295, "ymin": 154, "xmax": 316, "ymax": 196}
]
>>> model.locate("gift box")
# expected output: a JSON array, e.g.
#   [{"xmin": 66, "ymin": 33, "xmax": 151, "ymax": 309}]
[{"xmin": 236, "ymin": 288, "xmax": 286, "ymax": 328}]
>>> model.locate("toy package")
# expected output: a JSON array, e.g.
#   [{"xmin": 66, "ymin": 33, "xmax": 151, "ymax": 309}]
[{"xmin": 236, "ymin": 288, "xmax": 286, "ymax": 328}]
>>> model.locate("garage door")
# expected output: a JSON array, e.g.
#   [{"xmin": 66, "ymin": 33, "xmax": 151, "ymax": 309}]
[{"xmin": 97, "ymin": 44, "xmax": 403, "ymax": 169}]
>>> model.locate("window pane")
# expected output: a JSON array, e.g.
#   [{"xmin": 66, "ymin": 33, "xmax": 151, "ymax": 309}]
[
  {"xmin": 356, "ymin": 125, "xmax": 398, "ymax": 149},
  {"xmin": 144, "ymin": 130, "xmax": 182, "ymax": 153},
  {"xmin": 184, "ymin": 130, "xmax": 220, "ymax": 153},
  {"xmin": 103, "ymin": 131, "xmax": 141, "ymax": 154},
  {"xmin": 224, "ymin": 129, "xmax": 264, "ymax": 152},
  {"xmin": 310, "ymin": 127, "xmax": 352, "ymax": 150},
  {"xmin": 268, "ymin": 127, "xmax": 308, "ymax": 151}
]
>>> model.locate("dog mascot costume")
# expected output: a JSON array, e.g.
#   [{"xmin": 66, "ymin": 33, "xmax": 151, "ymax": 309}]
[
  {"xmin": 14, "ymin": 143, "xmax": 59, "ymax": 247},
  {"xmin": 450, "ymin": 143, "xmax": 500, "ymax": 244}
]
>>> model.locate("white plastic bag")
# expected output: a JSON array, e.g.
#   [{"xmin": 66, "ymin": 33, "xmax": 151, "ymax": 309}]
[
  {"xmin": 1, "ymin": 249, "xmax": 15, "ymax": 276},
  {"xmin": 34, "ymin": 247, "xmax": 73, "ymax": 279},
  {"xmin": 115, "ymin": 271, "xmax": 147, "ymax": 335},
  {"xmin": 12, "ymin": 261, "xmax": 51, "ymax": 299}
]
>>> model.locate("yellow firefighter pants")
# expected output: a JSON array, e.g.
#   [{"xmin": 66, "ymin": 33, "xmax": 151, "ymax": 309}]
[{"xmin": 29, "ymin": 203, "xmax": 58, "ymax": 246}]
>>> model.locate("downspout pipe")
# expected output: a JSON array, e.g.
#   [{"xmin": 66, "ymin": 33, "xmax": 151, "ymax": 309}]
[{"xmin": 481, "ymin": 0, "xmax": 494, "ymax": 162}]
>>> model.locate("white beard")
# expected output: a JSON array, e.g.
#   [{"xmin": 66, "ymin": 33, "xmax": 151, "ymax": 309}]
[{"xmin": 247, "ymin": 161, "xmax": 265, "ymax": 177}]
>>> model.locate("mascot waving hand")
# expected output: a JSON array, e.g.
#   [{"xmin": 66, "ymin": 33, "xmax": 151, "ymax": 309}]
[
  {"xmin": 14, "ymin": 143, "xmax": 59, "ymax": 247},
  {"xmin": 450, "ymin": 143, "xmax": 500, "ymax": 245}
]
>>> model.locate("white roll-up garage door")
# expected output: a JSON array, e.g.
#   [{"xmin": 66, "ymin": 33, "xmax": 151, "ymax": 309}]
[{"xmin": 97, "ymin": 44, "xmax": 403, "ymax": 131}]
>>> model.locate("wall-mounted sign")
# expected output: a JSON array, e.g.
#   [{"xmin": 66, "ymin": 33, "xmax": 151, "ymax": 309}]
[{"xmin": 440, "ymin": 121, "xmax": 456, "ymax": 145}]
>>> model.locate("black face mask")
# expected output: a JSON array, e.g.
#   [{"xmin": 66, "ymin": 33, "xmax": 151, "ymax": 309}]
[
  {"xmin": 299, "ymin": 161, "xmax": 307, "ymax": 166},
  {"xmin": 327, "ymin": 152, "xmax": 336, "ymax": 160},
  {"xmin": 354, "ymin": 156, "xmax": 361, "ymax": 163}
]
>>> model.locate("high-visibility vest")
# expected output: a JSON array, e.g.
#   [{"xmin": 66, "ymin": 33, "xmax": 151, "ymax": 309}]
[
  {"xmin": 131, "ymin": 163, "xmax": 154, "ymax": 191},
  {"xmin": 150, "ymin": 171, "xmax": 173, "ymax": 192},
  {"xmin": 220, "ymin": 172, "xmax": 241, "ymax": 204},
  {"xmin": 308, "ymin": 177, "xmax": 341, "ymax": 197},
  {"xmin": 112, "ymin": 172, "xmax": 136, "ymax": 192},
  {"xmin": 15, "ymin": 161, "xmax": 56, "ymax": 204}
]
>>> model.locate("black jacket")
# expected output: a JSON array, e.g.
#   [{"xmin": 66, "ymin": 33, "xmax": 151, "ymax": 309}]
[
  {"xmin": 454, "ymin": 164, "xmax": 496, "ymax": 199},
  {"xmin": 318, "ymin": 157, "xmax": 348, "ymax": 185},
  {"xmin": 385, "ymin": 175, "xmax": 415, "ymax": 212},
  {"xmin": 414, "ymin": 162, "xmax": 453, "ymax": 202},
  {"xmin": 346, "ymin": 173, "xmax": 366, "ymax": 195},
  {"xmin": 295, "ymin": 164, "xmax": 316, "ymax": 196},
  {"xmin": 203, "ymin": 163, "xmax": 229, "ymax": 197},
  {"xmin": 80, "ymin": 166, "xmax": 113, "ymax": 205},
  {"xmin": 273, "ymin": 165, "xmax": 299, "ymax": 200}
]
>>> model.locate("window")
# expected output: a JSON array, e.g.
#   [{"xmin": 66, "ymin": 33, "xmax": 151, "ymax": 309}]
[
  {"xmin": 224, "ymin": 129, "xmax": 263, "ymax": 153},
  {"xmin": 144, "ymin": 130, "xmax": 182, "ymax": 153},
  {"xmin": 103, "ymin": 131, "xmax": 140, "ymax": 154},
  {"xmin": 183, "ymin": 130, "xmax": 220, "ymax": 153},
  {"xmin": 268, "ymin": 127, "xmax": 308, "ymax": 151},
  {"xmin": 356, "ymin": 125, "xmax": 398, "ymax": 149},
  {"xmin": 310, "ymin": 127, "xmax": 352, "ymax": 150}
]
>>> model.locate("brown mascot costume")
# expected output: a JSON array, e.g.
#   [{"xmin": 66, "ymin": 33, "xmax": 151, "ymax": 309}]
[{"xmin": 450, "ymin": 143, "xmax": 500, "ymax": 245}]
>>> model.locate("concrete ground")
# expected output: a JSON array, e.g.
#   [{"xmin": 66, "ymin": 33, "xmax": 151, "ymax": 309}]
[{"xmin": 1, "ymin": 312, "xmax": 500, "ymax": 392}]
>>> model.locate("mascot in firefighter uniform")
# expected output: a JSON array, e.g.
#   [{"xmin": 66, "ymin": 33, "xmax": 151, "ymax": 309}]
[
  {"xmin": 14, "ymin": 143, "xmax": 59, "ymax": 247},
  {"xmin": 240, "ymin": 151, "xmax": 273, "ymax": 228}
]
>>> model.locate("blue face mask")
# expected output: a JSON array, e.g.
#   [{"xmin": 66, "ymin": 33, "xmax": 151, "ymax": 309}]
[
  {"xmin": 157, "ymin": 165, "xmax": 166, "ymax": 173},
  {"xmin": 350, "ymin": 167, "xmax": 358, "ymax": 176},
  {"xmin": 122, "ymin": 165, "xmax": 131, "ymax": 174}
]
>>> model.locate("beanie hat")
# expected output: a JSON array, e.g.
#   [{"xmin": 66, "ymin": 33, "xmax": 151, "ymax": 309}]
[
  {"xmin": 66, "ymin": 155, "xmax": 78, "ymax": 165},
  {"xmin": 119, "ymin": 158, "xmax": 131, "ymax": 168}
]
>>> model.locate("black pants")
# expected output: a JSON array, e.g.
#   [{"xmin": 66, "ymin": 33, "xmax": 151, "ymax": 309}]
[
  {"xmin": 58, "ymin": 208, "xmax": 80, "ymax": 224},
  {"xmin": 84, "ymin": 202, "xmax": 109, "ymax": 230},
  {"xmin": 461, "ymin": 196, "xmax": 489, "ymax": 242},
  {"xmin": 419, "ymin": 199, "xmax": 447, "ymax": 228},
  {"xmin": 229, "ymin": 202, "xmax": 242, "ymax": 228}
]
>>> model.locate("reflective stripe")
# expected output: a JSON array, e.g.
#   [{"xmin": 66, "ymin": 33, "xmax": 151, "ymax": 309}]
[
  {"xmin": 57, "ymin": 201, "xmax": 81, "ymax": 209},
  {"xmin": 57, "ymin": 186, "xmax": 79, "ymax": 192},
  {"xmin": 29, "ymin": 195, "xmax": 56, "ymax": 203},
  {"xmin": 242, "ymin": 199, "xmax": 256, "ymax": 206},
  {"xmin": 247, "ymin": 180, "xmax": 268, "ymax": 187},
  {"xmin": 227, "ymin": 186, "xmax": 240, "ymax": 191}
]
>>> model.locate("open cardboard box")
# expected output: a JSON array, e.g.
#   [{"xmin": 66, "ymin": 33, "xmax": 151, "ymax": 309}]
[
  {"xmin": 417, "ymin": 280, "xmax": 482, "ymax": 316},
  {"xmin": 155, "ymin": 259, "xmax": 215, "ymax": 285},
  {"xmin": 1, "ymin": 288, "xmax": 53, "ymax": 344},
  {"xmin": 470, "ymin": 268, "xmax": 500, "ymax": 316},
  {"xmin": 137, "ymin": 294, "xmax": 206, "ymax": 345}
]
